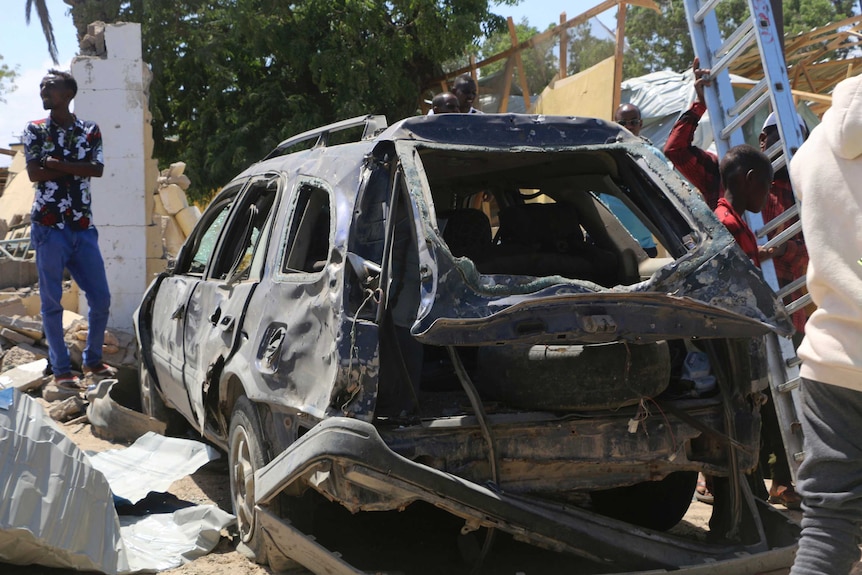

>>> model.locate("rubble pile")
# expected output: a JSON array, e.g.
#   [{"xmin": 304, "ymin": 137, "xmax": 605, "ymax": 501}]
[
  {"xmin": 152, "ymin": 161, "xmax": 201, "ymax": 258},
  {"xmin": 0, "ymin": 289, "xmax": 137, "ymax": 424}
]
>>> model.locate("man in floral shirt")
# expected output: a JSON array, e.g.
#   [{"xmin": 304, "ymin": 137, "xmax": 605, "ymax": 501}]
[{"xmin": 24, "ymin": 69, "xmax": 115, "ymax": 389}]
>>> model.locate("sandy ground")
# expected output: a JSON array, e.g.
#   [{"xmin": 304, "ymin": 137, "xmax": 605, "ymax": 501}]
[{"xmin": 4, "ymin": 394, "xmax": 855, "ymax": 575}]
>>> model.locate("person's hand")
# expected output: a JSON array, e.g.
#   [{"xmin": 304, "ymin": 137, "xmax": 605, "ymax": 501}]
[
  {"xmin": 693, "ymin": 57, "xmax": 711, "ymax": 105},
  {"xmin": 758, "ymin": 242, "xmax": 787, "ymax": 261}
]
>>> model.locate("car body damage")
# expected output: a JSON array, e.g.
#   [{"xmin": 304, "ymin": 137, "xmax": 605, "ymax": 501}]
[{"xmin": 135, "ymin": 113, "xmax": 798, "ymax": 573}]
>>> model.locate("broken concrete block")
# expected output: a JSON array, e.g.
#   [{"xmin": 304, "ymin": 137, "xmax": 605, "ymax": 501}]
[
  {"xmin": 20, "ymin": 293, "xmax": 41, "ymax": 316},
  {"xmin": 174, "ymin": 205, "xmax": 201, "ymax": 237},
  {"xmin": 49, "ymin": 395, "xmax": 86, "ymax": 422},
  {"xmin": 157, "ymin": 183, "xmax": 188, "ymax": 215},
  {"xmin": 152, "ymin": 193, "xmax": 169, "ymax": 216},
  {"xmin": 0, "ymin": 315, "xmax": 43, "ymax": 340},
  {"xmin": 0, "ymin": 359, "xmax": 48, "ymax": 392},
  {"xmin": 171, "ymin": 174, "xmax": 191, "ymax": 190},
  {"xmin": 167, "ymin": 161, "xmax": 186, "ymax": 178},
  {"xmin": 8, "ymin": 342, "xmax": 47, "ymax": 362},
  {"xmin": 0, "ymin": 327, "xmax": 35, "ymax": 346},
  {"xmin": 157, "ymin": 215, "xmax": 185, "ymax": 256},
  {"xmin": 0, "ymin": 296, "xmax": 27, "ymax": 318},
  {"xmin": 0, "ymin": 345, "xmax": 43, "ymax": 372},
  {"xmin": 62, "ymin": 309, "xmax": 84, "ymax": 331},
  {"xmin": 61, "ymin": 283, "xmax": 79, "ymax": 314}
]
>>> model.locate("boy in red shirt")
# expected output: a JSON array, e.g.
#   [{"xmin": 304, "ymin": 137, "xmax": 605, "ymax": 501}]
[{"xmin": 715, "ymin": 144, "xmax": 774, "ymax": 265}]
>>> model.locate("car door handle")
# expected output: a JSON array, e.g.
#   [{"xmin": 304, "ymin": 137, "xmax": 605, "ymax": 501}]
[
  {"xmin": 171, "ymin": 304, "xmax": 185, "ymax": 320},
  {"xmin": 219, "ymin": 315, "xmax": 235, "ymax": 332}
]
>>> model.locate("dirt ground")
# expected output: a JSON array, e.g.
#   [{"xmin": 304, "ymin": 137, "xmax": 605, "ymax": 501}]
[{"xmin": 3, "ymin": 395, "xmax": 854, "ymax": 575}]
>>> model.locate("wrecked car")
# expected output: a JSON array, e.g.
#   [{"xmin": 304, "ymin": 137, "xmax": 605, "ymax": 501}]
[{"xmin": 134, "ymin": 113, "xmax": 799, "ymax": 573}]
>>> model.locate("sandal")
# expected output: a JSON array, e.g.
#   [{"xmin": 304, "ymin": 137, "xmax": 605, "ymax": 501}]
[
  {"xmin": 84, "ymin": 362, "xmax": 117, "ymax": 378},
  {"xmin": 768, "ymin": 484, "xmax": 802, "ymax": 510},
  {"xmin": 53, "ymin": 373, "xmax": 85, "ymax": 390},
  {"xmin": 695, "ymin": 473, "xmax": 714, "ymax": 505}
]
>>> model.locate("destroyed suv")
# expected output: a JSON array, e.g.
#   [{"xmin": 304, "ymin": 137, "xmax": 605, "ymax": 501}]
[{"xmin": 135, "ymin": 113, "xmax": 799, "ymax": 573}]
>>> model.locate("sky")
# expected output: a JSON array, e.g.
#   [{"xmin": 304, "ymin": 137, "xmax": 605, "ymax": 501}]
[{"xmin": 0, "ymin": 0, "xmax": 612, "ymax": 167}]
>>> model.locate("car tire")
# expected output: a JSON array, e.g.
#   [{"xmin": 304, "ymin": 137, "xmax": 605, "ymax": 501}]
[
  {"xmin": 139, "ymin": 363, "xmax": 187, "ymax": 435},
  {"xmin": 589, "ymin": 471, "xmax": 698, "ymax": 531},
  {"xmin": 229, "ymin": 396, "xmax": 274, "ymax": 564}
]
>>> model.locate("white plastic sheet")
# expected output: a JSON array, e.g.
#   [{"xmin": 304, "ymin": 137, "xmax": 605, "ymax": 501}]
[{"xmin": 0, "ymin": 389, "xmax": 235, "ymax": 574}]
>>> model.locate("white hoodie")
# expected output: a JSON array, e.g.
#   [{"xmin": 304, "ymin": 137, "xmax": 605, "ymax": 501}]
[{"xmin": 789, "ymin": 74, "xmax": 862, "ymax": 391}]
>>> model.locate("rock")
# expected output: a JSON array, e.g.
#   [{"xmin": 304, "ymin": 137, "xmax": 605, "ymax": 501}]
[
  {"xmin": 0, "ymin": 314, "xmax": 43, "ymax": 340},
  {"xmin": 0, "ymin": 296, "xmax": 27, "ymax": 317},
  {"xmin": 49, "ymin": 395, "xmax": 86, "ymax": 422},
  {"xmin": 0, "ymin": 345, "xmax": 41, "ymax": 372},
  {"xmin": 0, "ymin": 327, "xmax": 36, "ymax": 346},
  {"xmin": 0, "ymin": 359, "xmax": 48, "ymax": 392}
]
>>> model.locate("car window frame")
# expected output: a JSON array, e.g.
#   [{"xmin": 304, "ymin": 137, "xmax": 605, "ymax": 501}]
[
  {"xmin": 172, "ymin": 182, "xmax": 245, "ymax": 277},
  {"xmin": 274, "ymin": 176, "xmax": 335, "ymax": 283}
]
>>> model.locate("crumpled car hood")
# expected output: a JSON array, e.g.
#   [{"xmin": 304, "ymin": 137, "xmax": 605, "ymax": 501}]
[{"xmin": 412, "ymin": 238, "xmax": 793, "ymax": 346}]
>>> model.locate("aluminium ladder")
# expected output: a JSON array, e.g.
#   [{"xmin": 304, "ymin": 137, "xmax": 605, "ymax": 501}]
[{"xmin": 681, "ymin": 0, "xmax": 808, "ymax": 480}]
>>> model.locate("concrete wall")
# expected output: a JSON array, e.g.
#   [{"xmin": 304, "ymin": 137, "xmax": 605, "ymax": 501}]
[{"xmin": 72, "ymin": 23, "xmax": 155, "ymax": 332}]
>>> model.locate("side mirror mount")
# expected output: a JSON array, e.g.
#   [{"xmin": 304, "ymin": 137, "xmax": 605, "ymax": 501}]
[{"xmin": 346, "ymin": 252, "xmax": 382, "ymax": 291}]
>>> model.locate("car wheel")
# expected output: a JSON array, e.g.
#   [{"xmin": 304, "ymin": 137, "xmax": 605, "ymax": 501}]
[
  {"xmin": 139, "ymin": 363, "xmax": 187, "ymax": 435},
  {"xmin": 229, "ymin": 396, "xmax": 272, "ymax": 563},
  {"xmin": 590, "ymin": 471, "xmax": 698, "ymax": 531}
]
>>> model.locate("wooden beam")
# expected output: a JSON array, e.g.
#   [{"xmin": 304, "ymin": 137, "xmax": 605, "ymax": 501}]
[
  {"xmin": 499, "ymin": 57, "xmax": 516, "ymax": 113},
  {"xmin": 613, "ymin": 0, "xmax": 628, "ymax": 116},
  {"xmin": 425, "ymin": 0, "xmax": 659, "ymax": 89},
  {"xmin": 559, "ymin": 12, "xmax": 568, "ymax": 80},
  {"xmin": 508, "ymin": 17, "xmax": 532, "ymax": 112}
]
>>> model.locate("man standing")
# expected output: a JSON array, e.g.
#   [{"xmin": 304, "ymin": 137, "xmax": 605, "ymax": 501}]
[
  {"xmin": 24, "ymin": 69, "xmax": 115, "ymax": 389},
  {"xmin": 428, "ymin": 92, "xmax": 460, "ymax": 115},
  {"xmin": 614, "ymin": 103, "xmax": 643, "ymax": 135},
  {"xmin": 452, "ymin": 73, "xmax": 482, "ymax": 114},
  {"xmin": 788, "ymin": 73, "xmax": 862, "ymax": 575}
]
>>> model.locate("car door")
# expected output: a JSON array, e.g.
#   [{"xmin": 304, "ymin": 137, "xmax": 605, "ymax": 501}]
[
  {"xmin": 147, "ymin": 190, "xmax": 238, "ymax": 422},
  {"xmin": 182, "ymin": 176, "xmax": 280, "ymax": 430}
]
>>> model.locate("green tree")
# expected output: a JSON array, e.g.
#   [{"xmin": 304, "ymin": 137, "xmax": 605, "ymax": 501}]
[
  {"xmin": 0, "ymin": 55, "xmax": 18, "ymax": 103},
  {"xmin": 623, "ymin": 0, "xmax": 855, "ymax": 78},
  {"xmin": 478, "ymin": 18, "xmax": 556, "ymax": 95},
  {"xmin": 72, "ymin": 0, "xmax": 512, "ymax": 198},
  {"xmin": 25, "ymin": 0, "xmax": 60, "ymax": 64},
  {"xmin": 567, "ymin": 22, "xmax": 615, "ymax": 76}
]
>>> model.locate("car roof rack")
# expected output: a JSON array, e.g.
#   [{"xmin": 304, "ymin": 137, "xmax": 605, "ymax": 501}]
[{"xmin": 264, "ymin": 114, "xmax": 388, "ymax": 160}]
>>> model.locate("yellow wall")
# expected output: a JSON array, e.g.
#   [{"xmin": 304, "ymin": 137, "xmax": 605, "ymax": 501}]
[{"xmin": 532, "ymin": 57, "xmax": 616, "ymax": 120}]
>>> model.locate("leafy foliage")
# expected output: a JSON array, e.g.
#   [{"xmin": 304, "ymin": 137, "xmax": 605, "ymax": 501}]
[
  {"xmin": 0, "ymin": 55, "xmax": 18, "ymax": 103},
  {"xmin": 567, "ymin": 22, "xmax": 615, "ymax": 75},
  {"xmin": 623, "ymin": 0, "xmax": 855, "ymax": 78},
  {"xmin": 77, "ymin": 0, "xmax": 512, "ymax": 198},
  {"xmin": 25, "ymin": 0, "xmax": 59, "ymax": 64}
]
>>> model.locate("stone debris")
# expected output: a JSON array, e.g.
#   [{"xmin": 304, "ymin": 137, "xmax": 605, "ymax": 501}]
[
  {"xmin": 152, "ymin": 161, "xmax": 201, "ymax": 259},
  {"xmin": 0, "ymin": 359, "xmax": 48, "ymax": 393},
  {"xmin": 0, "ymin": 314, "xmax": 43, "ymax": 340},
  {"xmin": 49, "ymin": 395, "xmax": 87, "ymax": 422}
]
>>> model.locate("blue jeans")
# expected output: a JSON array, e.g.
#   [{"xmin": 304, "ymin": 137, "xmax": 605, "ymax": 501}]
[
  {"xmin": 790, "ymin": 378, "xmax": 862, "ymax": 575},
  {"xmin": 31, "ymin": 223, "xmax": 111, "ymax": 376}
]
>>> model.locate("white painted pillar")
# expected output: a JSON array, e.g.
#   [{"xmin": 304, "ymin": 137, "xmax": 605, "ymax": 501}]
[{"xmin": 72, "ymin": 23, "xmax": 154, "ymax": 333}]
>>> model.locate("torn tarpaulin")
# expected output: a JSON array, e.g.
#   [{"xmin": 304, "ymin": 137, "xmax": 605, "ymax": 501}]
[{"xmin": 0, "ymin": 389, "xmax": 234, "ymax": 574}]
